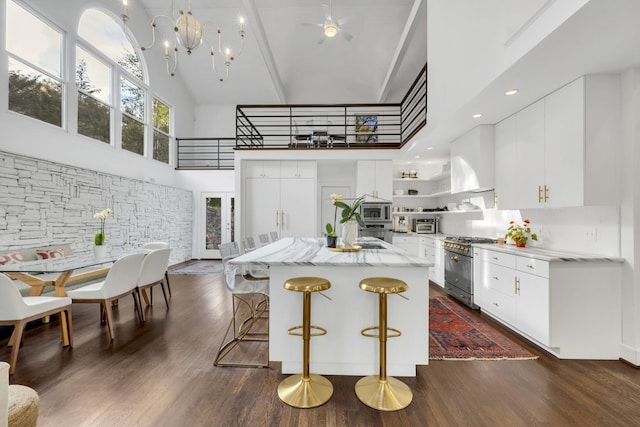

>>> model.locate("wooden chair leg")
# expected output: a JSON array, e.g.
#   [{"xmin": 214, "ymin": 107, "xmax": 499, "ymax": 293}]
[
  {"xmin": 102, "ymin": 301, "xmax": 115, "ymax": 340},
  {"xmin": 9, "ymin": 320, "xmax": 27, "ymax": 374},
  {"xmin": 165, "ymin": 271, "xmax": 172, "ymax": 297},
  {"xmin": 65, "ymin": 308, "xmax": 73, "ymax": 347},
  {"xmin": 59, "ymin": 310, "xmax": 69, "ymax": 346},
  {"xmin": 134, "ymin": 290, "xmax": 145, "ymax": 323},
  {"xmin": 141, "ymin": 288, "xmax": 151, "ymax": 305}
]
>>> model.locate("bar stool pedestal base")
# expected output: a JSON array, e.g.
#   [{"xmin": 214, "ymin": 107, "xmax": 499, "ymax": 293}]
[
  {"xmin": 355, "ymin": 375, "xmax": 413, "ymax": 411},
  {"xmin": 278, "ymin": 374, "xmax": 334, "ymax": 408}
]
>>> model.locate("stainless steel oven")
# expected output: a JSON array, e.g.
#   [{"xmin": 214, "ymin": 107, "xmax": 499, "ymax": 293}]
[
  {"xmin": 415, "ymin": 218, "xmax": 437, "ymax": 234},
  {"xmin": 443, "ymin": 236, "xmax": 495, "ymax": 309}
]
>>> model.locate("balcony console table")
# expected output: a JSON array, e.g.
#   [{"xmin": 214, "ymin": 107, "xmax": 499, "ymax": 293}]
[{"xmin": 230, "ymin": 237, "xmax": 432, "ymax": 376}]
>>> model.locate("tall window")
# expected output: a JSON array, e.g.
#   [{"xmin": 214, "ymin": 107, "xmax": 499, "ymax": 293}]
[
  {"xmin": 5, "ymin": 1, "xmax": 63, "ymax": 127},
  {"xmin": 152, "ymin": 98, "xmax": 171, "ymax": 163},
  {"xmin": 76, "ymin": 46, "xmax": 111, "ymax": 143}
]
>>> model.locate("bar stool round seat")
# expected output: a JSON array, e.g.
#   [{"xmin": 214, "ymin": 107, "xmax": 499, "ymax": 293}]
[
  {"xmin": 278, "ymin": 277, "xmax": 333, "ymax": 408},
  {"xmin": 355, "ymin": 277, "xmax": 412, "ymax": 411}
]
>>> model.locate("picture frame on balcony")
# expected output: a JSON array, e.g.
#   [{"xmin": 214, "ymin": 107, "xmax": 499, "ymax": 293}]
[{"xmin": 355, "ymin": 115, "xmax": 378, "ymax": 143}]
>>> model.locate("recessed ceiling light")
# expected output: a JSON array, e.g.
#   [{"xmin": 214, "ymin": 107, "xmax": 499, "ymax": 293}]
[
  {"xmin": 426, "ymin": 147, "xmax": 433, "ymax": 150},
  {"xmin": 415, "ymin": 155, "xmax": 421, "ymax": 159},
  {"xmin": 505, "ymin": 89, "xmax": 519, "ymax": 96},
  {"xmin": 472, "ymin": 113, "xmax": 482, "ymax": 118}
]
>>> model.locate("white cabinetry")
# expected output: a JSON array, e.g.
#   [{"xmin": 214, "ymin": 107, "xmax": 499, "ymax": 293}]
[
  {"xmin": 244, "ymin": 161, "xmax": 316, "ymax": 239},
  {"xmin": 450, "ymin": 125, "xmax": 494, "ymax": 194},
  {"xmin": 419, "ymin": 236, "xmax": 444, "ymax": 286},
  {"xmin": 494, "ymin": 75, "xmax": 620, "ymax": 209},
  {"xmin": 474, "ymin": 247, "xmax": 620, "ymax": 359},
  {"xmin": 392, "ymin": 235, "xmax": 418, "ymax": 256},
  {"xmin": 356, "ymin": 160, "xmax": 392, "ymax": 201}
]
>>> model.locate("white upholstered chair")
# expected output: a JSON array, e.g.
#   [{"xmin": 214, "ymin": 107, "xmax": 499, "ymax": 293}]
[
  {"xmin": 136, "ymin": 248, "xmax": 171, "ymax": 319},
  {"xmin": 258, "ymin": 234, "xmax": 270, "ymax": 246},
  {"xmin": 0, "ymin": 274, "xmax": 73, "ymax": 375},
  {"xmin": 214, "ymin": 242, "xmax": 269, "ymax": 367},
  {"xmin": 269, "ymin": 231, "xmax": 279, "ymax": 242},
  {"xmin": 141, "ymin": 242, "xmax": 172, "ymax": 296},
  {"xmin": 66, "ymin": 253, "xmax": 145, "ymax": 340}
]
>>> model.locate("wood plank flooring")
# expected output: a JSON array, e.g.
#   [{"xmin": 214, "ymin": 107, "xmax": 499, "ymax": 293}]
[{"xmin": 3, "ymin": 273, "xmax": 640, "ymax": 426}]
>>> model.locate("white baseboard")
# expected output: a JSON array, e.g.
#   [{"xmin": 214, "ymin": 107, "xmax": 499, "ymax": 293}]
[{"xmin": 619, "ymin": 344, "xmax": 640, "ymax": 366}]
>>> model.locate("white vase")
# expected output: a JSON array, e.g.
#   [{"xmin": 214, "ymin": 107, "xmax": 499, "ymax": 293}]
[
  {"xmin": 341, "ymin": 218, "xmax": 358, "ymax": 248},
  {"xmin": 93, "ymin": 245, "xmax": 107, "ymax": 259}
]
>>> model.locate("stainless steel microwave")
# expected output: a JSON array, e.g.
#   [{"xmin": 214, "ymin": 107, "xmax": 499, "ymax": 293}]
[{"xmin": 359, "ymin": 202, "xmax": 392, "ymax": 223}]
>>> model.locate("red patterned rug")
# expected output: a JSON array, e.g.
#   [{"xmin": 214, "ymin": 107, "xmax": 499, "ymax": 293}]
[{"xmin": 429, "ymin": 297, "xmax": 538, "ymax": 360}]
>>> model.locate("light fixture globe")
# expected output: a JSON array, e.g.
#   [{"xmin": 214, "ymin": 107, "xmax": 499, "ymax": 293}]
[
  {"xmin": 175, "ymin": 12, "xmax": 203, "ymax": 54},
  {"xmin": 324, "ymin": 22, "xmax": 338, "ymax": 38}
]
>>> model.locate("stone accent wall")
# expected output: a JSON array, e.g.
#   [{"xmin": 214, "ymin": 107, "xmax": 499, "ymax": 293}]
[{"xmin": 0, "ymin": 151, "xmax": 192, "ymax": 264}]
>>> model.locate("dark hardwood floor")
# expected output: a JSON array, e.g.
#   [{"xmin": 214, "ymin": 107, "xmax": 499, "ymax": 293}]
[{"xmin": 3, "ymin": 273, "xmax": 640, "ymax": 426}]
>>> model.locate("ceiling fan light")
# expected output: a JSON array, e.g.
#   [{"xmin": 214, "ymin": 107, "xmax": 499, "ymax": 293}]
[
  {"xmin": 175, "ymin": 13, "xmax": 204, "ymax": 53},
  {"xmin": 324, "ymin": 22, "xmax": 338, "ymax": 38}
]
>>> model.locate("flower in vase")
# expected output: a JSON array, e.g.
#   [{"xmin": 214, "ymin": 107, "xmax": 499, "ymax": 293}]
[{"xmin": 93, "ymin": 208, "xmax": 112, "ymax": 246}]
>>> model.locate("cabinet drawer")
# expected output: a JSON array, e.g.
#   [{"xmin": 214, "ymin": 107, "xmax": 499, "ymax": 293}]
[
  {"xmin": 478, "ymin": 249, "xmax": 516, "ymax": 269},
  {"xmin": 484, "ymin": 263, "xmax": 517, "ymax": 296},
  {"xmin": 419, "ymin": 237, "xmax": 436, "ymax": 247},
  {"xmin": 516, "ymin": 257, "xmax": 549, "ymax": 278},
  {"xmin": 393, "ymin": 236, "xmax": 417, "ymax": 245},
  {"xmin": 479, "ymin": 288, "xmax": 516, "ymax": 324}
]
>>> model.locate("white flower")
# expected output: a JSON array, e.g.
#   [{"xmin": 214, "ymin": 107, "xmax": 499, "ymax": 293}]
[
  {"xmin": 94, "ymin": 208, "xmax": 112, "ymax": 220},
  {"xmin": 330, "ymin": 193, "xmax": 344, "ymax": 203}
]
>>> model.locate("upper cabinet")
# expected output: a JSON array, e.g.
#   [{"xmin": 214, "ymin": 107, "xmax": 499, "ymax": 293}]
[
  {"xmin": 356, "ymin": 160, "xmax": 393, "ymax": 201},
  {"xmin": 495, "ymin": 75, "xmax": 621, "ymax": 209},
  {"xmin": 450, "ymin": 125, "xmax": 495, "ymax": 194}
]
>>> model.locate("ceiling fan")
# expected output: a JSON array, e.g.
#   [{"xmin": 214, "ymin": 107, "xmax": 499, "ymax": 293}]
[{"xmin": 302, "ymin": 0, "xmax": 353, "ymax": 44}]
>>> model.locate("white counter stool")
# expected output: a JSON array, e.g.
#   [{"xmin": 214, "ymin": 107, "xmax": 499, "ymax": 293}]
[
  {"xmin": 277, "ymin": 277, "xmax": 333, "ymax": 408},
  {"xmin": 355, "ymin": 277, "xmax": 412, "ymax": 411}
]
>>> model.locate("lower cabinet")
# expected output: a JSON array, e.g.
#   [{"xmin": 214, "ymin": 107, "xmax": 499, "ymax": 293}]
[
  {"xmin": 473, "ymin": 247, "xmax": 620, "ymax": 359},
  {"xmin": 419, "ymin": 236, "xmax": 444, "ymax": 286},
  {"xmin": 392, "ymin": 235, "xmax": 419, "ymax": 257}
]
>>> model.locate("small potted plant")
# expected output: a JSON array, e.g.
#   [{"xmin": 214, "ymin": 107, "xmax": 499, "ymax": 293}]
[
  {"xmin": 505, "ymin": 219, "xmax": 537, "ymax": 248},
  {"xmin": 324, "ymin": 223, "xmax": 337, "ymax": 248}
]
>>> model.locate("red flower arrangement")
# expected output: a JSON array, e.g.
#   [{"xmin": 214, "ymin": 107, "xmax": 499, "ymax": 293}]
[{"xmin": 505, "ymin": 219, "xmax": 538, "ymax": 248}]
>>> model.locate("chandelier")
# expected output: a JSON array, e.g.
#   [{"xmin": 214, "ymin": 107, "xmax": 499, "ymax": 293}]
[{"xmin": 121, "ymin": 0, "xmax": 246, "ymax": 81}]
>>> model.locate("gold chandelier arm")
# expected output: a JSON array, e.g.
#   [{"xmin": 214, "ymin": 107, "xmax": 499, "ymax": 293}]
[
  {"xmin": 164, "ymin": 42, "xmax": 178, "ymax": 77},
  {"xmin": 206, "ymin": 40, "xmax": 229, "ymax": 82}
]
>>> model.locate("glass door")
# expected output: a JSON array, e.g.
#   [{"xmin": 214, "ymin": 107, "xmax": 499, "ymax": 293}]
[{"xmin": 201, "ymin": 192, "xmax": 235, "ymax": 258}]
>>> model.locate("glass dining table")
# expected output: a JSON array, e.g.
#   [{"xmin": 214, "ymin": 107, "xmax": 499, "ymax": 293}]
[{"xmin": 0, "ymin": 248, "xmax": 147, "ymax": 297}]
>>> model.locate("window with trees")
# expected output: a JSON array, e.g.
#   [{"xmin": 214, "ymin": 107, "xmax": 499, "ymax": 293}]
[
  {"xmin": 6, "ymin": 1, "xmax": 63, "ymax": 127},
  {"xmin": 152, "ymin": 98, "xmax": 171, "ymax": 163}
]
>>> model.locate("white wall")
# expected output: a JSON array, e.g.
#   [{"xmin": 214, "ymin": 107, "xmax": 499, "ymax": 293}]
[{"xmin": 194, "ymin": 104, "xmax": 237, "ymax": 137}]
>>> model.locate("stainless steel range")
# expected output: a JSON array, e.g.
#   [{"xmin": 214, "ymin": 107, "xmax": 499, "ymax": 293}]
[{"xmin": 443, "ymin": 236, "xmax": 496, "ymax": 309}]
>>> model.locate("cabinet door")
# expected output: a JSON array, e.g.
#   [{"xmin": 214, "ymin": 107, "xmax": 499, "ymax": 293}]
[
  {"xmin": 356, "ymin": 160, "xmax": 376, "ymax": 197},
  {"xmin": 280, "ymin": 161, "xmax": 317, "ymax": 178},
  {"xmin": 280, "ymin": 178, "xmax": 316, "ymax": 237},
  {"xmin": 244, "ymin": 161, "xmax": 281, "ymax": 178},
  {"xmin": 244, "ymin": 178, "xmax": 281, "ymax": 237},
  {"xmin": 544, "ymin": 78, "xmax": 584, "ymax": 207},
  {"xmin": 517, "ymin": 271, "xmax": 549, "ymax": 345},
  {"xmin": 374, "ymin": 160, "xmax": 393, "ymax": 201},
  {"xmin": 494, "ymin": 115, "xmax": 518, "ymax": 209},
  {"xmin": 516, "ymin": 99, "xmax": 545, "ymax": 208},
  {"xmin": 357, "ymin": 160, "xmax": 392, "ymax": 200}
]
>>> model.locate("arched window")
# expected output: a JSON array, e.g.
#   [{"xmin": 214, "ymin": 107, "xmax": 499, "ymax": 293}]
[{"xmin": 77, "ymin": 8, "xmax": 172, "ymax": 163}]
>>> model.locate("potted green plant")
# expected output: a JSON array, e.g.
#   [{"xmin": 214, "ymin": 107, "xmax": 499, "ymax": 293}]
[
  {"xmin": 330, "ymin": 194, "xmax": 365, "ymax": 248},
  {"xmin": 505, "ymin": 219, "xmax": 537, "ymax": 248}
]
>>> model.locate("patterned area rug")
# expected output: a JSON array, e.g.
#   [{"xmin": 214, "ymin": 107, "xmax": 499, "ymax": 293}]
[
  {"xmin": 169, "ymin": 260, "xmax": 223, "ymax": 275},
  {"xmin": 429, "ymin": 296, "xmax": 538, "ymax": 360}
]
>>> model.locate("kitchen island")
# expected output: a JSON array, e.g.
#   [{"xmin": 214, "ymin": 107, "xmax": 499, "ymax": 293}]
[{"xmin": 229, "ymin": 237, "xmax": 432, "ymax": 376}]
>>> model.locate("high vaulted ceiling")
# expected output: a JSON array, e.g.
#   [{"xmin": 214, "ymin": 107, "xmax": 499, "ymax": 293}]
[{"xmin": 135, "ymin": 0, "xmax": 427, "ymax": 106}]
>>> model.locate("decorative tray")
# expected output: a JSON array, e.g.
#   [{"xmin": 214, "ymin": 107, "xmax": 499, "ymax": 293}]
[{"xmin": 327, "ymin": 245, "xmax": 362, "ymax": 252}]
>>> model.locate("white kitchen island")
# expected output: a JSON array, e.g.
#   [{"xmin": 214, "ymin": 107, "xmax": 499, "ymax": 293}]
[{"xmin": 229, "ymin": 237, "xmax": 432, "ymax": 376}]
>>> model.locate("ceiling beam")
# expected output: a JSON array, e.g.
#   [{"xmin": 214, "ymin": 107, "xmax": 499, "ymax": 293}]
[
  {"xmin": 241, "ymin": 0, "xmax": 287, "ymax": 103},
  {"xmin": 377, "ymin": 0, "xmax": 424, "ymax": 103}
]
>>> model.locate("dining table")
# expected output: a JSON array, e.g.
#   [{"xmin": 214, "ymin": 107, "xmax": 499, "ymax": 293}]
[{"xmin": 0, "ymin": 248, "xmax": 141, "ymax": 297}]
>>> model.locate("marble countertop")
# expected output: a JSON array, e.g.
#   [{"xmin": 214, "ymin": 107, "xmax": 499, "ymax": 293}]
[
  {"xmin": 230, "ymin": 237, "xmax": 432, "ymax": 267},
  {"xmin": 473, "ymin": 243, "xmax": 623, "ymax": 262}
]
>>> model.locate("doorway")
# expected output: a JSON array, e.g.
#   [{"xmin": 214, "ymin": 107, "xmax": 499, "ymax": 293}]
[{"xmin": 201, "ymin": 192, "xmax": 235, "ymax": 258}]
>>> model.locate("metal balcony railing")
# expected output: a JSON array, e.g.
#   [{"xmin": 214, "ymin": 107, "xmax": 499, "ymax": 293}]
[{"xmin": 176, "ymin": 138, "xmax": 235, "ymax": 170}]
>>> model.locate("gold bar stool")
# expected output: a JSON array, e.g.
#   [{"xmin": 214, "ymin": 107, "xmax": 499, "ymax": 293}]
[
  {"xmin": 277, "ymin": 277, "xmax": 333, "ymax": 408},
  {"xmin": 355, "ymin": 277, "xmax": 412, "ymax": 411}
]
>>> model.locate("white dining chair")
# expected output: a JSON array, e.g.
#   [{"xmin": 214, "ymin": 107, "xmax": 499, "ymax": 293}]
[
  {"xmin": 137, "ymin": 248, "xmax": 171, "ymax": 320},
  {"xmin": 258, "ymin": 234, "xmax": 270, "ymax": 246},
  {"xmin": 214, "ymin": 242, "xmax": 269, "ymax": 367},
  {"xmin": 67, "ymin": 253, "xmax": 145, "ymax": 340},
  {"xmin": 142, "ymin": 242, "xmax": 172, "ymax": 296},
  {"xmin": 269, "ymin": 231, "xmax": 279, "ymax": 242},
  {"xmin": 0, "ymin": 274, "xmax": 73, "ymax": 375}
]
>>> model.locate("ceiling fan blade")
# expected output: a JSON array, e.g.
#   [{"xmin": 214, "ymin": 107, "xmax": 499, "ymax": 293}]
[
  {"xmin": 337, "ymin": 17, "xmax": 348, "ymax": 26},
  {"xmin": 322, "ymin": 3, "xmax": 332, "ymax": 21},
  {"xmin": 341, "ymin": 30, "xmax": 353, "ymax": 42},
  {"xmin": 317, "ymin": 36, "xmax": 326, "ymax": 45},
  {"xmin": 301, "ymin": 22, "xmax": 323, "ymax": 27}
]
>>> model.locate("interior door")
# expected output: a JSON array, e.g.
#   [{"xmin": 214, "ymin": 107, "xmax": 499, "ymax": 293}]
[{"xmin": 201, "ymin": 192, "xmax": 235, "ymax": 258}]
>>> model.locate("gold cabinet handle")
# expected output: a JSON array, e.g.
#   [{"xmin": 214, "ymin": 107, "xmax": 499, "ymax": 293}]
[
  {"xmin": 538, "ymin": 185, "xmax": 543, "ymax": 203},
  {"xmin": 451, "ymin": 255, "xmax": 459, "ymax": 262},
  {"xmin": 515, "ymin": 277, "xmax": 521, "ymax": 295},
  {"xmin": 544, "ymin": 185, "xmax": 549, "ymax": 202}
]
